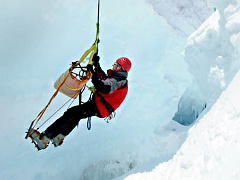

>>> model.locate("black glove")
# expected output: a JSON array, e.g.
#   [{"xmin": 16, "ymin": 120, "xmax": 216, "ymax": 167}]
[
  {"xmin": 92, "ymin": 53, "xmax": 100, "ymax": 66},
  {"xmin": 92, "ymin": 72, "xmax": 105, "ymax": 91},
  {"xmin": 87, "ymin": 64, "xmax": 94, "ymax": 73}
]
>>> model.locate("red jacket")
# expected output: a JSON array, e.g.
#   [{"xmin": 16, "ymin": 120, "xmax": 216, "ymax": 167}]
[{"xmin": 92, "ymin": 69, "xmax": 128, "ymax": 118}]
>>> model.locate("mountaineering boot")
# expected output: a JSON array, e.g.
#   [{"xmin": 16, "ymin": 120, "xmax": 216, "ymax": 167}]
[
  {"xmin": 51, "ymin": 134, "xmax": 65, "ymax": 147},
  {"xmin": 30, "ymin": 130, "xmax": 50, "ymax": 150}
]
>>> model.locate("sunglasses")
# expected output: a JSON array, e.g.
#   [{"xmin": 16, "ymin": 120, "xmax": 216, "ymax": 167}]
[{"xmin": 113, "ymin": 62, "xmax": 124, "ymax": 71}]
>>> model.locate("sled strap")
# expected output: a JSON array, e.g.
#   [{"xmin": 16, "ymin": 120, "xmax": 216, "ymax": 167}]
[
  {"xmin": 25, "ymin": 71, "xmax": 70, "ymax": 139},
  {"xmin": 26, "ymin": 36, "xmax": 100, "ymax": 139},
  {"xmin": 26, "ymin": 45, "xmax": 97, "ymax": 139},
  {"xmin": 25, "ymin": 1, "xmax": 101, "ymax": 139}
]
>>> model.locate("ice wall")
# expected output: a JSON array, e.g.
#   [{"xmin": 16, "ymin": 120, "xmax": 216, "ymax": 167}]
[
  {"xmin": 126, "ymin": 54, "xmax": 240, "ymax": 180},
  {"xmin": 185, "ymin": 1, "xmax": 240, "ymax": 100},
  {"xmin": 125, "ymin": 0, "xmax": 240, "ymax": 179},
  {"xmin": 173, "ymin": 0, "xmax": 240, "ymax": 126},
  {"xmin": 172, "ymin": 84, "xmax": 207, "ymax": 125}
]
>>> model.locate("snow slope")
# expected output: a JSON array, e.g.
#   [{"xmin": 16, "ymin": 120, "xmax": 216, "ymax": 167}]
[
  {"xmin": 126, "ymin": 0, "xmax": 240, "ymax": 179},
  {"xmin": 126, "ymin": 54, "xmax": 240, "ymax": 180}
]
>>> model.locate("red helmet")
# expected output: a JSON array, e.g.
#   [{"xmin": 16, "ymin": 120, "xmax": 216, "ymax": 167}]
[{"xmin": 116, "ymin": 57, "xmax": 132, "ymax": 72}]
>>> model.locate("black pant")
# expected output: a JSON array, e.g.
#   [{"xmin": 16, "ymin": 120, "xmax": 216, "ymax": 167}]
[{"xmin": 44, "ymin": 100, "xmax": 101, "ymax": 139}]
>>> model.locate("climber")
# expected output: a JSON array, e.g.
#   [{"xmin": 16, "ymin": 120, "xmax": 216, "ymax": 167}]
[{"xmin": 29, "ymin": 54, "xmax": 132, "ymax": 150}]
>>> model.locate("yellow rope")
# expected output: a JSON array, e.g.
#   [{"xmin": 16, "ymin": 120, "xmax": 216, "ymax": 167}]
[
  {"xmin": 26, "ymin": 19, "xmax": 100, "ymax": 139},
  {"xmin": 25, "ymin": 68, "xmax": 70, "ymax": 139},
  {"xmin": 26, "ymin": 42, "xmax": 98, "ymax": 139}
]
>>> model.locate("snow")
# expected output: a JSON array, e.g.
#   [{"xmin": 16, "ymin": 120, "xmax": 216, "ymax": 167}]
[
  {"xmin": 126, "ymin": 57, "xmax": 240, "ymax": 180},
  {"xmin": 0, "ymin": 0, "xmax": 240, "ymax": 179},
  {"xmin": 126, "ymin": 0, "xmax": 240, "ymax": 179}
]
